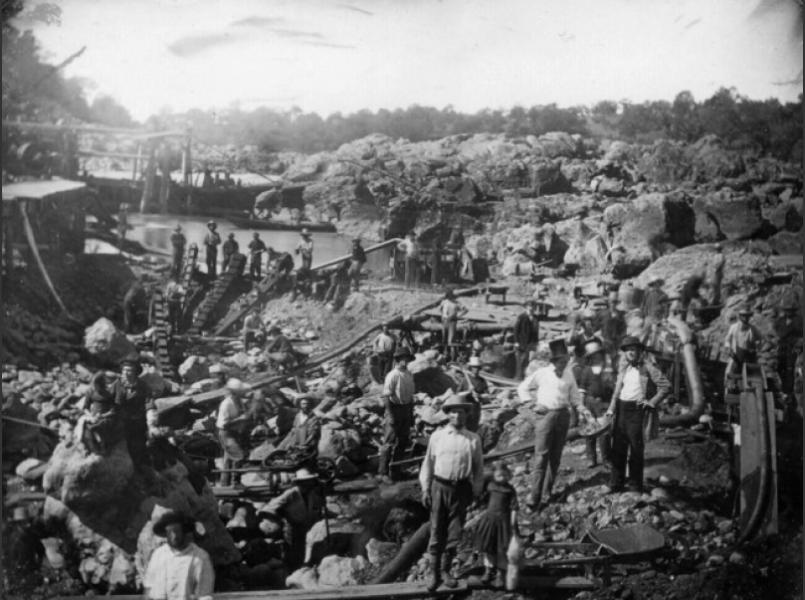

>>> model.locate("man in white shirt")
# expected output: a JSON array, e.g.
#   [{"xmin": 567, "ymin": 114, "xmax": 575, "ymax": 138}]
[
  {"xmin": 398, "ymin": 232, "xmax": 420, "ymax": 289},
  {"xmin": 371, "ymin": 324, "xmax": 397, "ymax": 380},
  {"xmin": 216, "ymin": 379, "xmax": 250, "ymax": 487},
  {"xmin": 419, "ymin": 394, "xmax": 483, "ymax": 591},
  {"xmin": 517, "ymin": 339, "xmax": 593, "ymax": 510},
  {"xmin": 144, "ymin": 510, "xmax": 214, "ymax": 600},
  {"xmin": 241, "ymin": 310, "xmax": 264, "ymax": 351},
  {"xmin": 295, "ymin": 229, "xmax": 314, "ymax": 270},
  {"xmin": 378, "ymin": 347, "xmax": 416, "ymax": 481},
  {"xmin": 722, "ymin": 303, "xmax": 761, "ymax": 391},
  {"xmin": 439, "ymin": 289, "xmax": 468, "ymax": 354}
]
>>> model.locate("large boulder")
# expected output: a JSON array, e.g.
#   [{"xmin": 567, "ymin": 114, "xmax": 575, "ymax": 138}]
[
  {"xmin": 692, "ymin": 191, "xmax": 764, "ymax": 241},
  {"xmin": 305, "ymin": 518, "xmax": 370, "ymax": 565},
  {"xmin": 365, "ymin": 538, "xmax": 399, "ymax": 567},
  {"xmin": 766, "ymin": 231, "xmax": 803, "ymax": 255},
  {"xmin": 318, "ymin": 424, "xmax": 363, "ymax": 462},
  {"xmin": 83, "ymin": 318, "xmax": 136, "ymax": 366},
  {"xmin": 316, "ymin": 555, "xmax": 370, "ymax": 587},
  {"xmin": 286, "ymin": 566, "xmax": 319, "ymax": 589},
  {"xmin": 533, "ymin": 132, "xmax": 581, "ymax": 159}
]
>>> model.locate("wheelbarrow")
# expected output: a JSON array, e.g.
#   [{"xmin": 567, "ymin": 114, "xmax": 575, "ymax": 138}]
[{"xmin": 522, "ymin": 524, "xmax": 667, "ymax": 589}]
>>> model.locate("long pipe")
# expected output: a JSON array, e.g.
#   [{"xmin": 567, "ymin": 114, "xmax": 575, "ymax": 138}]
[
  {"xmin": 370, "ymin": 521, "xmax": 430, "ymax": 584},
  {"xmin": 659, "ymin": 316, "xmax": 705, "ymax": 427}
]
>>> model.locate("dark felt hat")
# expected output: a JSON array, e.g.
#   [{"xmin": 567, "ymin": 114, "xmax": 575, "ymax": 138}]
[
  {"xmin": 153, "ymin": 510, "xmax": 195, "ymax": 537},
  {"xmin": 394, "ymin": 347, "xmax": 414, "ymax": 360},
  {"xmin": 548, "ymin": 338, "xmax": 569, "ymax": 360},
  {"xmin": 120, "ymin": 352, "xmax": 142, "ymax": 372},
  {"xmin": 620, "ymin": 335, "xmax": 643, "ymax": 350}
]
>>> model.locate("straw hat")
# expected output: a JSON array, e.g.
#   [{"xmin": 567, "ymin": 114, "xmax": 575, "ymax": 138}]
[
  {"xmin": 294, "ymin": 467, "xmax": 318, "ymax": 481},
  {"xmin": 207, "ymin": 220, "xmax": 217, "ymax": 228},
  {"xmin": 226, "ymin": 378, "xmax": 249, "ymax": 394},
  {"xmin": 467, "ymin": 356, "xmax": 483, "ymax": 368},
  {"xmin": 301, "ymin": 228, "xmax": 311, "ymax": 237},
  {"xmin": 584, "ymin": 340, "xmax": 605, "ymax": 358}
]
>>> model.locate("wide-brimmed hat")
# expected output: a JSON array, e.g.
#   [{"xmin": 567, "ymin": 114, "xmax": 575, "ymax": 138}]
[
  {"xmin": 294, "ymin": 467, "xmax": 318, "ymax": 481},
  {"xmin": 207, "ymin": 220, "xmax": 217, "ymax": 228},
  {"xmin": 174, "ymin": 224, "xmax": 182, "ymax": 231},
  {"xmin": 737, "ymin": 304, "xmax": 753, "ymax": 316},
  {"xmin": 226, "ymin": 378, "xmax": 249, "ymax": 394},
  {"xmin": 296, "ymin": 394, "xmax": 318, "ymax": 407},
  {"xmin": 620, "ymin": 336, "xmax": 643, "ymax": 350},
  {"xmin": 228, "ymin": 233, "xmax": 235, "ymax": 239},
  {"xmin": 153, "ymin": 510, "xmax": 196, "ymax": 537},
  {"xmin": 442, "ymin": 393, "xmax": 474, "ymax": 413},
  {"xmin": 394, "ymin": 347, "xmax": 414, "ymax": 360},
  {"xmin": 300, "ymin": 228, "xmax": 311, "ymax": 237},
  {"xmin": 580, "ymin": 307, "xmax": 596, "ymax": 320},
  {"xmin": 467, "ymin": 356, "xmax": 483, "ymax": 368},
  {"xmin": 548, "ymin": 338, "xmax": 570, "ymax": 361},
  {"xmin": 584, "ymin": 340, "xmax": 605, "ymax": 358},
  {"xmin": 648, "ymin": 276, "xmax": 665, "ymax": 286}
]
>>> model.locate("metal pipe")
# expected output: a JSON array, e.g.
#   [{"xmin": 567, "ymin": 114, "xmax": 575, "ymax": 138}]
[
  {"xmin": 659, "ymin": 317, "xmax": 705, "ymax": 427},
  {"xmin": 370, "ymin": 521, "xmax": 430, "ymax": 584}
]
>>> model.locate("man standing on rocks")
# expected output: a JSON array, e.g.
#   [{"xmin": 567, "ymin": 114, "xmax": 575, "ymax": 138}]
[
  {"xmin": 217, "ymin": 378, "xmax": 251, "ymax": 487},
  {"xmin": 348, "ymin": 238, "xmax": 367, "ymax": 291},
  {"xmin": 378, "ymin": 347, "xmax": 416, "ymax": 482},
  {"xmin": 110, "ymin": 353, "xmax": 153, "ymax": 468},
  {"xmin": 419, "ymin": 394, "xmax": 483, "ymax": 591},
  {"xmin": 222, "ymin": 233, "xmax": 238, "ymax": 272},
  {"xmin": 295, "ymin": 228, "xmax": 314, "ymax": 270},
  {"xmin": 723, "ymin": 303, "xmax": 762, "ymax": 392},
  {"xmin": 399, "ymin": 232, "xmax": 420, "ymax": 289},
  {"xmin": 144, "ymin": 510, "xmax": 214, "ymax": 600},
  {"xmin": 517, "ymin": 339, "xmax": 593, "ymax": 510},
  {"xmin": 278, "ymin": 394, "xmax": 321, "ymax": 467},
  {"xmin": 605, "ymin": 336, "xmax": 670, "ymax": 493},
  {"xmin": 203, "ymin": 221, "xmax": 221, "ymax": 279},
  {"xmin": 170, "ymin": 224, "xmax": 186, "ymax": 280},
  {"xmin": 248, "ymin": 232, "xmax": 267, "ymax": 280},
  {"xmin": 371, "ymin": 323, "xmax": 397, "ymax": 380},
  {"xmin": 513, "ymin": 300, "xmax": 540, "ymax": 380},
  {"xmin": 440, "ymin": 289, "xmax": 468, "ymax": 356},
  {"xmin": 242, "ymin": 309, "xmax": 264, "ymax": 351}
]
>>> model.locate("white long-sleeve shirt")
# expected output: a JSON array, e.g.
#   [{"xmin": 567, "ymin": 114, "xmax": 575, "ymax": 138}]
[
  {"xmin": 517, "ymin": 364, "xmax": 583, "ymax": 411},
  {"xmin": 143, "ymin": 542, "xmax": 214, "ymax": 600},
  {"xmin": 419, "ymin": 423, "xmax": 484, "ymax": 496}
]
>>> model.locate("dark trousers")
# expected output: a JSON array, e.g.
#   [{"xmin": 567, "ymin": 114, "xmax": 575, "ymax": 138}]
[
  {"xmin": 378, "ymin": 404, "xmax": 412, "ymax": 476},
  {"xmin": 250, "ymin": 259, "xmax": 262, "ymax": 280},
  {"xmin": 222, "ymin": 253, "xmax": 233, "ymax": 272},
  {"xmin": 348, "ymin": 260, "xmax": 362, "ymax": 290},
  {"xmin": 206, "ymin": 249, "xmax": 217, "ymax": 278},
  {"xmin": 125, "ymin": 420, "xmax": 150, "ymax": 468},
  {"xmin": 610, "ymin": 402, "xmax": 645, "ymax": 489},
  {"xmin": 172, "ymin": 250, "xmax": 184, "ymax": 279},
  {"xmin": 428, "ymin": 478, "xmax": 472, "ymax": 555},
  {"xmin": 167, "ymin": 299, "xmax": 182, "ymax": 333},
  {"xmin": 376, "ymin": 352, "xmax": 393, "ymax": 379},
  {"xmin": 515, "ymin": 347, "xmax": 532, "ymax": 380},
  {"xmin": 584, "ymin": 397, "xmax": 611, "ymax": 465},
  {"xmin": 530, "ymin": 407, "xmax": 570, "ymax": 505}
]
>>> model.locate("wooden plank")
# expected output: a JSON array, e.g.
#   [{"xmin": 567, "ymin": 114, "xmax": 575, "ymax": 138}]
[{"xmin": 58, "ymin": 581, "xmax": 468, "ymax": 600}]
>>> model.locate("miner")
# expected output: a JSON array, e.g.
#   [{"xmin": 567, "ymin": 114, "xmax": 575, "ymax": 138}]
[
  {"xmin": 513, "ymin": 300, "xmax": 540, "ymax": 379},
  {"xmin": 170, "ymin": 224, "xmax": 186, "ymax": 279},
  {"xmin": 110, "ymin": 353, "xmax": 153, "ymax": 467},
  {"xmin": 723, "ymin": 303, "xmax": 762, "ymax": 391},
  {"xmin": 295, "ymin": 228, "xmax": 314, "ymax": 270},
  {"xmin": 419, "ymin": 394, "xmax": 483, "ymax": 591},
  {"xmin": 203, "ymin": 221, "xmax": 221, "ymax": 279},
  {"xmin": 378, "ymin": 347, "xmax": 416, "ymax": 482},
  {"xmin": 222, "ymin": 232, "xmax": 238, "ymax": 272}
]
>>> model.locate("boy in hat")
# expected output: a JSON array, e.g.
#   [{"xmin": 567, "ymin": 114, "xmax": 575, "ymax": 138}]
[
  {"xmin": 170, "ymin": 224, "xmax": 186, "ymax": 279},
  {"xmin": 144, "ymin": 510, "xmax": 214, "ymax": 600},
  {"xmin": 577, "ymin": 340, "xmax": 614, "ymax": 467},
  {"xmin": 378, "ymin": 347, "xmax": 416, "ymax": 482},
  {"xmin": 110, "ymin": 353, "xmax": 154, "ymax": 467},
  {"xmin": 439, "ymin": 289, "xmax": 468, "ymax": 356},
  {"xmin": 203, "ymin": 221, "xmax": 221, "ymax": 279},
  {"xmin": 419, "ymin": 394, "xmax": 483, "ymax": 591},
  {"xmin": 222, "ymin": 233, "xmax": 239, "ymax": 272},
  {"xmin": 262, "ymin": 467, "xmax": 324, "ymax": 570},
  {"xmin": 217, "ymin": 378, "xmax": 251, "ymax": 487},
  {"xmin": 517, "ymin": 339, "xmax": 594, "ymax": 509},
  {"xmin": 605, "ymin": 336, "xmax": 670, "ymax": 493},
  {"xmin": 295, "ymin": 228, "xmax": 314, "ymax": 270},
  {"xmin": 513, "ymin": 300, "xmax": 540, "ymax": 380},
  {"xmin": 723, "ymin": 303, "xmax": 762, "ymax": 392}
]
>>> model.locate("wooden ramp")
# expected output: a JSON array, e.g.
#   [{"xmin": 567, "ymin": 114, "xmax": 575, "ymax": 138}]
[
  {"xmin": 214, "ymin": 272, "xmax": 282, "ymax": 336},
  {"xmin": 188, "ymin": 253, "xmax": 247, "ymax": 335},
  {"xmin": 60, "ymin": 581, "xmax": 468, "ymax": 600},
  {"xmin": 148, "ymin": 287, "xmax": 175, "ymax": 379}
]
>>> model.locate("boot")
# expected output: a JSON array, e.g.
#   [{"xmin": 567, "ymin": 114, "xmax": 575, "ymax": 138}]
[
  {"xmin": 441, "ymin": 551, "xmax": 457, "ymax": 588},
  {"xmin": 427, "ymin": 554, "xmax": 441, "ymax": 592},
  {"xmin": 480, "ymin": 566, "xmax": 496, "ymax": 586}
]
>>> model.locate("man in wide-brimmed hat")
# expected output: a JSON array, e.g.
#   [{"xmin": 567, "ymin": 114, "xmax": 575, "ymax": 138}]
[
  {"xmin": 378, "ymin": 347, "xmax": 416, "ymax": 482},
  {"xmin": 203, "ymin": 220, "xmax": 221, "ymax": 279},
  {"xmin": 577, "ymin": 340, "xmax": 614, "ymax": 468},
  {"xmin": 170, "ymin": 223, "xmax": 187, "ymax": 279},
  {"xmin": 222, "ymin": 232, "xmax": 239, "ymax": 272},
  {"xmin": 110, "ymin": 352, "xmax": 154, "ymax": 467},
  {"xmin": 723, "ymin": 303, "xmax": 762, "ymax": 392},
  {"xmin": 262, "ymin": 467, "xmax": 324, "ymax": 570},
  {"xmin": 295, "ymin": 228, "xmax": 314, "ymax": 270},
  {"xmin": 217, "ymin": 378, "xmax": 251, "ymax": 486},
  {"xmin": 517, "ymin": 339, "xmax": 594, "ymax": 510},
  {"xmin": 419, "ymin": 394, "xmax": 483, "ymax": 591},
  {"xmin": 605, "ymin": 336, "xmax": 670, "ymax": 493},
  {"xmin": 278, "ymin": 394, "xmax": 321, "ymax": 466},
  {"xmin": 514, "ymin": 299, "xmax": 540, "ymax": 380},
  {"xmin": 144, "ymin": 510, "xmax": 214, "ymax": 600}
]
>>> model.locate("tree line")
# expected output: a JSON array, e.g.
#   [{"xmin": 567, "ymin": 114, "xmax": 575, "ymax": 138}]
[{"xmin": 2, "ymin": 2, "xmax": 801, "ymax": 162}]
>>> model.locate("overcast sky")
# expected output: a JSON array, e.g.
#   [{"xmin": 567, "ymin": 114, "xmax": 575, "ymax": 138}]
[{"xmin": 19, "ymin": 0, "xmax": 804, "ymax": 121}]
